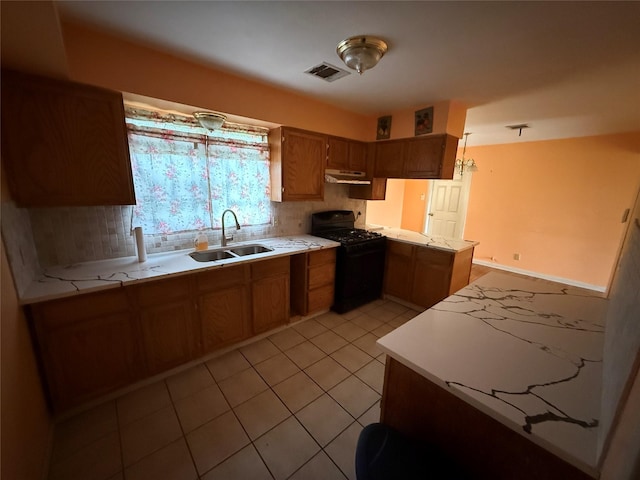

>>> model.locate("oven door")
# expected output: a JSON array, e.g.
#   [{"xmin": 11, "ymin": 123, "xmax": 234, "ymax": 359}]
[{"xmin": 333, "ymin": 239, "xmax": 386, "ymax": 313}]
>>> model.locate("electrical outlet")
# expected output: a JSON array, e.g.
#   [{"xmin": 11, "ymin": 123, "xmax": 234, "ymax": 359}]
[
  {"xmin": 513, "ymin": 253, "xmax": 521, "ymax": 261},
  {"xmin": 273, "ymin": 217, "xmax": 279, "ymax": 226}
]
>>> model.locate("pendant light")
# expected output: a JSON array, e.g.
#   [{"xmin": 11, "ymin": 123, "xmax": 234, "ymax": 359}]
[
  {"xmin": 455, "ymin": 133, "xmax": 478, "ymax": 177},
  {"xmin": 336, "ymin": 36, "xmax": 388, "ymax": 75}
]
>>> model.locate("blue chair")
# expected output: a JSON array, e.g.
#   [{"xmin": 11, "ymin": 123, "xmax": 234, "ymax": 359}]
[{"xmin": 355, "ymin": 423, "xmax": 469, "ymax": 480}]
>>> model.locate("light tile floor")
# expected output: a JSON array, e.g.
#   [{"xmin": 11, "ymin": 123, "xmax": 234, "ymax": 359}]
[{"xmin": 47, "ymin": 298, "xmax": 422, "ymax": 480}]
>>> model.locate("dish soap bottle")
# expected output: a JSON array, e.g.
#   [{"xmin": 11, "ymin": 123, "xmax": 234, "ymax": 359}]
[{"xmin": 194, "ymin": 232, "xmax": 209, "ymax": 251}]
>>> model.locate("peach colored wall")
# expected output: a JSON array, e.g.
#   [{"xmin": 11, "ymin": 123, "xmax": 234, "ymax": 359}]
[
  {"xmin": 383, "ymin": 100, "xmax": 467, "ymax": 140},
  {"xmin": 366, "ymin": 179, "xmax": 406, "ymax": 228},
  {"xmin": 1, "ymin": 239, "xmax": 52, "ymax": 480},
  {"xmin": 401, "ymin": 180, "xmax": 430, "ymax": 231},
  {"xmin": 61, "ymin": 21, "xmax": 376, "ymax": 141},
  {"xmin": 464, "ymin": 131, "xmax": 640, "ymax": 288}
]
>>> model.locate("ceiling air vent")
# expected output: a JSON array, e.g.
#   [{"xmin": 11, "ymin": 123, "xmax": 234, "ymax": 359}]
[{"xmin": 305, "ymin": 62, "xmax": 350, "ymax": 82}]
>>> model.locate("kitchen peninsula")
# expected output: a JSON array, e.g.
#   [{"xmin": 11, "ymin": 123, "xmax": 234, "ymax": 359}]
[
  {"xmin": 370, "ymin": 225, "xmax": 479, "ymax": 309},
  {"xmin": 377, "ymin": 271, "xmax": 607, "ymax": 479}
]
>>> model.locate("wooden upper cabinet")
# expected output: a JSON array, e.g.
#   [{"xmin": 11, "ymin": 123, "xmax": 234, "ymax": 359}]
[
  {"xmin": 349, "ymin": 178, "xmax": 387, "ymax": 200},
  {"xmin": 269, "ymin": 127, "xmax": 326, "ymax": 202},
  {"xmin": 327, "ymin": 136, "xmax": 368, "ymax": 172},
  {"xmin": 327, "ymin": 136, "xmax": 350, "ymax": 170},
  {"xmin": 404, "ymin": 136, "xmax": 444, "ymax": 178},
  {"xmin": 373, "ymin": 134, "xmax": 459, "ymax": 179},
  {"xmin": 0, "ymin": 70, "xmax": 135, "ymax": 207},
  {"xmin": 374, "ymin": 140, "xmax": 405, "ymax": 177}
]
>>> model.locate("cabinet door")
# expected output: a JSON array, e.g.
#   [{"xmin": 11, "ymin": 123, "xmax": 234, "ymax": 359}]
[
  {"xmin": 0, "ymin": 70, "xmax": 135, "ymax": 206},
  {"xmin": 348, "ymin": 141, "xmax": 368, "ymax": 172},
  {"xmin": 327, "ymin": 136, "xmax": 349, "ymax": 170},
  {"xmin": 31, "ymin": 289, "xmax": 138, "ymax": 411},
  {"xmin": 410, "ymin": 247, "xmax": 453, "ymax": 308},
  {"xmin": 252, "ymin": 275, "xmax": 290, "ymax": 333},
  {"xmin": 403, "ymin": 136, "xmax": 443, "ymax": 178},
  {"xmin": 281, "ymin": 128, "xmax": 326, "ymax": 201},
  {"xmin": 135, "ymin": 276, "xmax": 197, "ymax": 374},
  {"xmin": 349, "ymin": 178, "xmax": 387, "ymax": 200},
  {"xmin": 383, "ymin": 241, "xmax": 415, "ymax": 301},
  {"xmin": 197, "ymin": 265, "xmax": 250, "ymax": 353},
  {"xmin": 374, "ymin": 140, "xmax": 405, "ymax": 177},
  {"xmin": 139, "ymin": 301, "xmax": 196, "ymax": 374},
  {"xmin": 200, "ymin": 285, "xmax": 250, "ymax": 352},
  {"xmin": 252, "ymin": 257, "xmax": 290, "ymax": 332}
]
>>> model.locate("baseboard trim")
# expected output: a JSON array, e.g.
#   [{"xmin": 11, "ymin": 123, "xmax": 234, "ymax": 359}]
[{"xmin": 472, "ymin": 259, "xmax": 607, "ymax": 293}]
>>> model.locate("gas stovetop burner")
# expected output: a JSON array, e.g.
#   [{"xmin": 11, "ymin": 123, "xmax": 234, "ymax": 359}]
[{"xmin": 317, "ymin": 228, "xmax": 383, "ymax": 245}]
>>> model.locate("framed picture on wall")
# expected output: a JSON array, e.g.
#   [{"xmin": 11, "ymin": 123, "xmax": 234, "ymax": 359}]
[
  {"xmin": 414, "ymin": 106, "xmax": 434, "ymax": 136},
  {"xmin": 376, "ymin": 115, "xmax": 392, "ymax": 140}
]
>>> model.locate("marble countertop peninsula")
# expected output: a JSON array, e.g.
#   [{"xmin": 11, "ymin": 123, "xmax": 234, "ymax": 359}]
[
  {"xmin": 21, "ymin": 235, "xmax": 339, "ymax": 305},
  {"xmin": 366, "ymin": 224, "xmax": 478, "ymax": 252},
  {"xmin": 377, "ymin": 271, "xmax": 608, "ymax": 476}
]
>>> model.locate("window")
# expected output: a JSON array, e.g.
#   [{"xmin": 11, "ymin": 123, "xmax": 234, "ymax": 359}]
[{"xmin": 125, "ymin": 107, "xmax": 271, "ymax": 235}]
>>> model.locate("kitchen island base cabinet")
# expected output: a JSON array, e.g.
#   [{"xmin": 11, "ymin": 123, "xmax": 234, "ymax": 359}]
[
  {"xmin": 381, "ymin": 358, "xmax": 593, "ymax": 480},
  {"xmin": 30, "ymin": 289, "xmax": 140, "ymax": 412}
]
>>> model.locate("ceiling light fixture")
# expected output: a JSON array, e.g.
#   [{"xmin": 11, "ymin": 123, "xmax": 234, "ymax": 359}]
[
  {"xmin": 506, "ymin": 123, "xmax": 530, "ymax": 137},
  {"xmin": 455, "ymin": 133, "xmax": 478, "ymax": 177},
  {"xmin": 193, "ymin": 111, "xmax": 226, "ymax": 131},
  {"xmin": 336, "ymin": 35, "xmax": 388, "ymax": 75}
]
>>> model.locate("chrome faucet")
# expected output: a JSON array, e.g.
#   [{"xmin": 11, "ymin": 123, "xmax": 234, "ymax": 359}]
[{"xmin": 221, "ymin": 209, "xmax": 240, "ymax": 247}]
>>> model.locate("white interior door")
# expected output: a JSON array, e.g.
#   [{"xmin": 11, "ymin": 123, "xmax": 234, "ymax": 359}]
[{"xmin": 425, "ymin": 173, "xmax": 472, "ymax": 238}]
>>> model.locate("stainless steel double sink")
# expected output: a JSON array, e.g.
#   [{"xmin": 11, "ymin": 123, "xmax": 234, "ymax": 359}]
[{"xmin": 189, "ymin": 244, "xmax": 273, "ymax": 262}]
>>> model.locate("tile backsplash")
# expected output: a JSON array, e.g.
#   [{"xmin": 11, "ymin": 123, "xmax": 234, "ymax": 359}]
[{"xmin": 27, "ymin": 183, "xmax": 366, "ymax": 268}]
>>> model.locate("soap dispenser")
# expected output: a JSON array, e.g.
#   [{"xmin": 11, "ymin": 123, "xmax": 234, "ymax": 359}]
[{"xmin": 194, "ymin": 232, "xmax": 209, "ymax": 251}]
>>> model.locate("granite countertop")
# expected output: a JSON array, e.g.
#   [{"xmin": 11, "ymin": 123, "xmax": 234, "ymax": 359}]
[
  {"xmin": 21, "ymin": 235, "xmax": 339, "ymax": 305},
  {"xmin": 366, "ymin": 224, "xmax": 478, "ymax": 252},
  {"xmin": 377, "ymin": 271, "xmax": 607, "ymax": 477}
]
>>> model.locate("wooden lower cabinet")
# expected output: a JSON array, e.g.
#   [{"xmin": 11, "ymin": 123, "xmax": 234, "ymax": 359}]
[
  {"xmin": 28, "ymin": 254, "xmax": 317, "ymax": 412},
  {"xmin": 381, "ymin": 358, "xmax": 591, "ymax": 480},
  {"xmin": 383, "ymin": 241, "xmax": 415, "ymax": 299},
  {"xmin": 291, "ymin": 248, "xmax": 336, "ymax": 316},
  {"xmin": 384, "ymin": 239, "xmax": 474, "ymax": 309},
  {"xmin": 30, "ymin": 289, "xmax": 140, "ymax": 411},
  {"xmin": 197, "ymin": 265, "xmax": 251, "ymax": 352},
  {"xmin": 133, "ymin": 276, "xmax": 198, "ymax": 375},
  {"xmin": 251, "ymin": 257, "xmax": 290, "ymax": 333}
]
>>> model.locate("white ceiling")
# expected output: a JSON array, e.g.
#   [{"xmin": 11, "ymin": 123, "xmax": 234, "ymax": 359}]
[{"xmin": 57, "ymin": 1, "xmax": 640, "ymax": 146}]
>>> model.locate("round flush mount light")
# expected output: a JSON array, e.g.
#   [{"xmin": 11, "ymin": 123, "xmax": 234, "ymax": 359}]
[
  {"xmin": 336, "ymin": 35, "xmax": 388, "ymax": 75},
  {"xmin": 193, "ymin": 111, "xmax": 226, "ymax": 131}
]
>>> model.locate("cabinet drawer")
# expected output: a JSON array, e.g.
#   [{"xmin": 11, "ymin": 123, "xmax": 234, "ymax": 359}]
[
  {"xmin": 251, "ymin": 256, "xmax": 290, "ymax": 280},
  {"xmin": 135, "ymin": 276, "xmax": 191, "ymax": 307},
  {"xmin": 197, "ymin": 265, "xmax": 248, "ymax": 292},
  {"xmin": 415, "ymin": 247, "xmax": 452, "ymax": 266},
  {"xmin": 387, "ymin": 240, "xmax": 415, "ymax": 258},
  {"xmin": 308, "ymin": 284, "xmax": 334, "ymax": 313},
  {"xmin": 32, "ymin": 289, "xmax": 131, "ymax": 328},
  {"xmin": 309, "ymin": 248, "xmax": 336, "ymax": 266},
  {"xmin": 309, "ymin": 262, "xmax": 335, "ymax": 290}
]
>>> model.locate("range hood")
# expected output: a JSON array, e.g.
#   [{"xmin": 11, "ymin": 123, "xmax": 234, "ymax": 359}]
[{"xmin": 324, "ymin": 169, "xmax": 371, "ymax": 185}]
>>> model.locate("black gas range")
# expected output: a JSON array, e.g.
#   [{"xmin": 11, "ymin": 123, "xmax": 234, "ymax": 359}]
[{"xmin": 311, "ymin": 210, "xmax": 386, "ymax": 313}]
